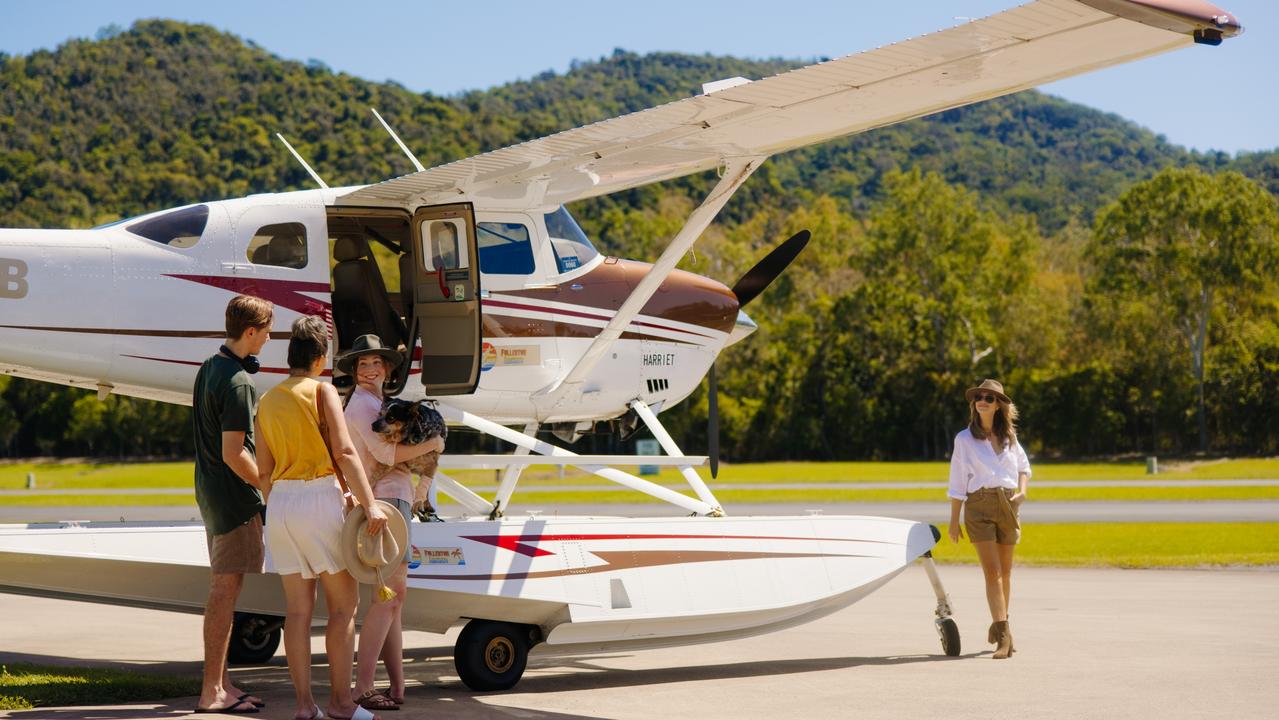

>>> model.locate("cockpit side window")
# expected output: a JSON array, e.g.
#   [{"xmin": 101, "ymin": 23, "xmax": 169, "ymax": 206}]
[
  {"xmin": 126, "ymin": 205, "xmax": 209, "ymax": 248},
  {"xmin": 477, "ymin": 221, "xmax": 534, "ymax": 275},
  {"xmin": 544, "ymin": 206, "xmax": 599, "ymax": 274},
  {"xmin": 246, "ymin": 222, "xmax": 308, "ymax": 269}
]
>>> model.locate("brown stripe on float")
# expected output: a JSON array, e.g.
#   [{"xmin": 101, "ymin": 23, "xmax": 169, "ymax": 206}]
[{"xmin": 408, "ymin": 549, "xmax": 870, "ymax": 581}]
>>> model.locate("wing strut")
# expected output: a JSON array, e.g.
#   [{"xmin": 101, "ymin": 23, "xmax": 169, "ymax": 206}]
[
  {"xmin": 533, "ymin": 156, "xmax": 764, "ymax": 411},
  {"xmin": 437, "ymin": 402, "xmax": 716, "ymax": 516}
]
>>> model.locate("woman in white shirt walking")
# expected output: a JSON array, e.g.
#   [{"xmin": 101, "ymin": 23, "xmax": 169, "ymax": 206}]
[{"xmin": 947, "ymin": 379, "xmax": 1029, "ymax": 659}]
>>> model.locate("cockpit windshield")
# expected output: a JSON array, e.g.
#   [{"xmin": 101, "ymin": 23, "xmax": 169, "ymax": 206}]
[{"xmin": 544, "ymin": 206, "xmax": 600, "ymax": 274}]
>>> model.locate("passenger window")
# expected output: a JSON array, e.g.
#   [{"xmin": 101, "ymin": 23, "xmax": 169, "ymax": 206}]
[
  {"xmin": 246, "ymin": 223, "xmax": 308, "ymax": 269},
  {"xmin": 422, "ymin": 219, "xmax": 469, "ymax": 270},
  {"xmin": 477, "ymin": 222, "xmax": 534, "ymax": 275},
  {"xmin": 127, "ymin": 205, "xmax": 208, "ymax": 248}
]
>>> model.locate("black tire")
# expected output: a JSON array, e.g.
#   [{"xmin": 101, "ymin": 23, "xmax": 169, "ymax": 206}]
[
  {"xmin": 937, "ymin": 616, "xmax": 961, "ymax": 657},
  {"xmin": 453, "ymin": 620, "xmax": 532, "ymax": 691},
  {"xmin": 227, "ymin": 613, "xmax": 282, "ymax": 665}
]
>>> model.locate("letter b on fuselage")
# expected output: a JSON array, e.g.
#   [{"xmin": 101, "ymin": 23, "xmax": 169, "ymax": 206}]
[{"xmin": 0, "ymin": 258, "xmax": 29, "ymax": 299}]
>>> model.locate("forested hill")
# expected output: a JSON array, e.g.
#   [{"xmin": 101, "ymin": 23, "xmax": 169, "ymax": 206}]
[
  {"xmin": 1, "ymin": 20, "xmax": 1277, "ymax": 460},
  {"xmin": 0, "ymin": 19, "xmax": 1274, "ymax": 232}
]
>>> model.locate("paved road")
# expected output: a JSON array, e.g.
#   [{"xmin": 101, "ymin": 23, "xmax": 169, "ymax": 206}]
[
  {"xmin": 5, "ymin": 478, "xmax": 1279, "ymax": 496},
  {"xmin": 3, "ymin": 500, "xmax": 1277, "ymax": 525},
  {"xmin": 1, "ymin": 565, "xmax": 1274, "ymax": 719}
]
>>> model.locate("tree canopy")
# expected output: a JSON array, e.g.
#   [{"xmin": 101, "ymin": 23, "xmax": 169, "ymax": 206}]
[{"xmin": 1, "ymin": 21, "xmax": 1277, "ymax": 459}]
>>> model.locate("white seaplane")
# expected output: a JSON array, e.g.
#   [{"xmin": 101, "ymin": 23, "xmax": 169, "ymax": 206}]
[{"xmin": 0, "ymin": 0, "xmax": 1241, "ymax": 690}]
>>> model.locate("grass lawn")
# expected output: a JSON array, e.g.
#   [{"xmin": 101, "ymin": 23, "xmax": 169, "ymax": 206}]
[
  {"xmin": 471, "ymin": 484, "xmax": 1279, "ymax": 506},
  {"xmin": 6, "ymin": 484, "xmax": 1279, "ymax": 509},
  {"xmin": 927, "ymin": 522, "xmax": 1279, "ymax": 568},
  {"xmin": 0, "ymin": 462, "xmax": 193, "ymax": 490},
  {"xmin": 0, "ymin": 493, "xmax": 198, "ymax": 507},
  {"xmin": 0, "ymin": 663, "xmax": 198, "ymax": 710},
  {"xmin": 6, "ymin": 457, "xmax": 1279, "ymax": 491}
]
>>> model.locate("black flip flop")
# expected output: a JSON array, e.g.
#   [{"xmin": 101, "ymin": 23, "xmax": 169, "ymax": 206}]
[
  {"xmin": 194, "ymin": 698, "xmax": 260, "ymax": 714},
  {"xmin": 239, "ymin": 693, "xmax": 266, "ymax": 709}
]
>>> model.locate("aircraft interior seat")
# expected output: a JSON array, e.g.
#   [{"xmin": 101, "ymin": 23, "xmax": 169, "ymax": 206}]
[
  {"xmin": 330, "ymin": 236, "xmax": 405, "ymax": 355},
  {"xmin": 267, "ymin": 234, "xmax": 306, "ymax": 268},
  {"xmin": 249, "ymin": 234, "xmax": 306, "ymax": 268}
]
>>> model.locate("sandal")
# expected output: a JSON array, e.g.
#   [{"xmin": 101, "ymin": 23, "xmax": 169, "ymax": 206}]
[
  {"xmin": 193, "ymin": 698, "xmax": 259, "ymax": 714},
  {"xmin": 238, "ymin": 693, "xmax": 266, "ymax": 709},
  {"xmin": 382, "ymin": 689, "xmax": 405, "ymax": 705},
  {"xmin": 355, "ymin": 689, "xmax": 399, "ymax": 711}
]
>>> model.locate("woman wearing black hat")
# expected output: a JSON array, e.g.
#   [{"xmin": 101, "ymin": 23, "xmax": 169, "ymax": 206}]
[
  {"xmin": 947, "ymin": 379, "xmax": 1030, "ymax": 659},
  {"xmin": 338, "ymin": 334, "xmax": 444, "ymax": 710}
]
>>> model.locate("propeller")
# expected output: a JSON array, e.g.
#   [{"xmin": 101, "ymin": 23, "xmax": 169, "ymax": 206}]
[
  {"xmin": 730, "ymin": 229, "xmax": 811, "ymax": 308},
  {"xmin": 706, "ymin": 229, "xmax": 811, "ymax": 478}
]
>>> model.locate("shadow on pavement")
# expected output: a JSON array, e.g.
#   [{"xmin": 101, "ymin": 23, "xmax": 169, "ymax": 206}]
[
  {"xmin": 506, "ymin": 651, "xmax": 977, "ymax": 693},
  {"xmin": 0, "ymin": 646, "xmax": 980, "ymax": 718}
]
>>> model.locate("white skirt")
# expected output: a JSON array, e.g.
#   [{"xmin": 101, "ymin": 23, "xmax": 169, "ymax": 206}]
[{"xmin": 266, "ymin": 476, "xmax": 346, "ymax": 579}]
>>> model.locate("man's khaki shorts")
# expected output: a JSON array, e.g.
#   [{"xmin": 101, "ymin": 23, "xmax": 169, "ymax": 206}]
[
  {"xmin": 207, "ymin": 514, "xmax": 265, "ymax": 575},
  {"xmin": 964, "ymin": 487, "xmax": 1021, "ymax": 545}
]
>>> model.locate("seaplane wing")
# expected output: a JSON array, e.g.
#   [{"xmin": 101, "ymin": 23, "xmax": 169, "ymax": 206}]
[{"xmin": 339, "ymin": 0, "xmax": 1239, "ymax": 212}]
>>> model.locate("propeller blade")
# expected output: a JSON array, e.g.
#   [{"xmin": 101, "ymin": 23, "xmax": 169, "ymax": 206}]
[
  {"xmin": 730, "ymin": 229, "xmax": 811, "ymax": 308},
  {"xmin": 708, "ymin": 362, "xmax": 719, "ymax": 479}
]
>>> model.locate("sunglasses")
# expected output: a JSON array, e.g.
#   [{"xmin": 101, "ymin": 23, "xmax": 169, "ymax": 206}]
[{"xmin": 974, "ymin": 394, "xmax": 998, "ymax": 404}]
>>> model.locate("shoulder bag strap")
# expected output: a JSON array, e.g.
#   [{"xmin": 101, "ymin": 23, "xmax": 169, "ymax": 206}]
[{"xmin": 315, "ymin": 382, "xmax": 352, "ymax": 497}]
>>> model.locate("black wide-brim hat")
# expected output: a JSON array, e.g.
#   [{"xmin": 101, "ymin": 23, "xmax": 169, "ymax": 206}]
[
  {"xmin": 335, "ymin": 334, "xmax": 402, "ymax": 375},
  {"xmin": 965, "ymin": 378, "xmax": 1011, "ymax": 403}
]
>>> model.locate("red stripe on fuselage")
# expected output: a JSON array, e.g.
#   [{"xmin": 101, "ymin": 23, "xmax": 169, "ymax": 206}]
[{"xmin": 166, "ymin": 274, "xmax": 332, "ymax": 317}]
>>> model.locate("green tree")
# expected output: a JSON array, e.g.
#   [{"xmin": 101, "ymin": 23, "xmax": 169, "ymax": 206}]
[
  {"xmin": 795, "ymin": 168, "xmax": 1039, "ymax": 458},
  {"xmin": 1088, "ymin": 168, "xmax": 1279, "ymax": 451}
]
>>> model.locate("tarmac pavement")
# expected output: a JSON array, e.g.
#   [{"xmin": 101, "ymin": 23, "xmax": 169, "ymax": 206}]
[{"xmin": 1, "ymin": 564, "xmax": 1276, "ymax": 719}]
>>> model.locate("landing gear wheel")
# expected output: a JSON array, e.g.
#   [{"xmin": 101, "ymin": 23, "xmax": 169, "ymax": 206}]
[
  {"xmin": 227, "ymin": 612, "xmax": 282, "ymax": 665},
  {"xmin": 453, "ymin": 620, "xmax": 532, "ymax": 691},
  {"xmin": 936, "ymin": 616, "xmax": 961, "ymax": 657}
]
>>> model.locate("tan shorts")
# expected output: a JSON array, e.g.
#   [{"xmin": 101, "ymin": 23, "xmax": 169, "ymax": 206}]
[
  {"xmin": 207, "ymin": 514, "xmax": 265, "ymax": 575},
  {"xmin": 965, "ymin": 487, "xmax": 1021, "ymax": 545}
]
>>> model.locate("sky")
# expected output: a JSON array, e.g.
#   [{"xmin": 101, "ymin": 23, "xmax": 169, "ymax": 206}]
[{"xmin": 1, "ymin": 0, "xmax": 1275, "ymax": 155}]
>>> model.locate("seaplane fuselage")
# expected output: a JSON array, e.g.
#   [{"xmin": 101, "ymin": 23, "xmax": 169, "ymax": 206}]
[{"xmin": 0, "ymin": 187, "xmax": 749, "ymax": 425}]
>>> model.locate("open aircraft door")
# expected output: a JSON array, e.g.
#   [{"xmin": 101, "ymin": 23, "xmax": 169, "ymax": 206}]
[{"xmin": 409, "ymin": 203, "xmax": 482, "ymax": 395}]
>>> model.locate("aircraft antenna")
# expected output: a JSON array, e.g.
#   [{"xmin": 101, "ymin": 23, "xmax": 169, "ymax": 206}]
[
  {"xmin": 370, "ymin": 107, "xmax": 426, "ymax": 173},
  {"xmin": 275, "ymin": 133, "xmax": 329, "ymax": 189}
]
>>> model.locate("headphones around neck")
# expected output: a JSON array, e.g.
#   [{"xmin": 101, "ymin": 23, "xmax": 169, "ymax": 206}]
[{"xmin": 220, "ymin": 345, "xmax": 261, "ymax": 375}]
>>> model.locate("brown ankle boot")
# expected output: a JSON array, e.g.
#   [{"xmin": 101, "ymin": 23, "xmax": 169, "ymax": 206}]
[
  {"xmin": 992, "ymin": 620, "xmax": 1012, "ymax": 659},
  {"xmin": 988, "ymin": 621, "xmax": 998, "ymax": 645}
]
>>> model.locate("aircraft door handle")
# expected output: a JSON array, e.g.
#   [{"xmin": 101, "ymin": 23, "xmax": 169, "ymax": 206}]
[
  {"xmin": 570, "ymin": 283, "xmax": 584, "ymax": 291},
  {"xmin": 221, "ymin": 262, "xmax": 254, "ymax": 275}
]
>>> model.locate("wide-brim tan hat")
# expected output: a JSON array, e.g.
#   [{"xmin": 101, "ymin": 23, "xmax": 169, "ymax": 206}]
[
  {"xmin": 965, "ymin": 378, "xmax": 1011, "ymax": 403},
  {"xmin": 340, "ymin": 500, "xmax": 409, "ymax": 584},
  {"xmin": 335, "ymin": 334, "xmax": 402, "ymax": 375}
]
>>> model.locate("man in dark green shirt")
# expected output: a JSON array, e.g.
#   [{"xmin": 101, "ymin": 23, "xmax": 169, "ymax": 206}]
[{"xmin": 192, "ymin": 295, "xmax": 272, "ymax": 714}]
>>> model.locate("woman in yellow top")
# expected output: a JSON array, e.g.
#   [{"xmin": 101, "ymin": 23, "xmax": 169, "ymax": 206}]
[{"xmin": 256, "ymin": 316, "xmax": 388, "ymax": 720}]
